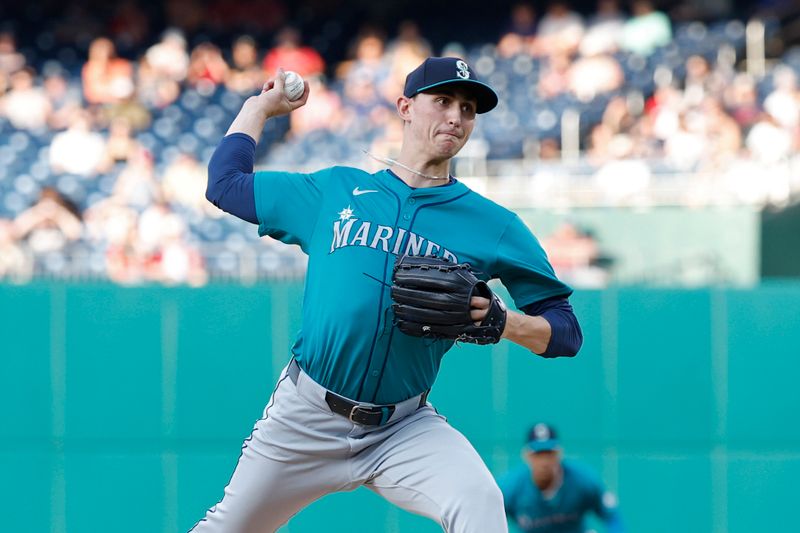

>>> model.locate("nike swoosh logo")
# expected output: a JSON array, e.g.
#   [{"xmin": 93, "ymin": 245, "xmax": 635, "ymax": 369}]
[{"xmin": 353, "ymin": 187, "xmax": 378, "ymax": 196}]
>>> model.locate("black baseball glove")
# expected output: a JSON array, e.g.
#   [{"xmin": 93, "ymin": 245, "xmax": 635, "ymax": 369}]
[{"xmin": 391, "ymin": 255, "xmax": 507, "ymax": 345}]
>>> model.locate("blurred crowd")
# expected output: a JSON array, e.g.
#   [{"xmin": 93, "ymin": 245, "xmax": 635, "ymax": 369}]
[{"xmin": 1, "ymin": 0, "xmax": 799, "ymax": 285}]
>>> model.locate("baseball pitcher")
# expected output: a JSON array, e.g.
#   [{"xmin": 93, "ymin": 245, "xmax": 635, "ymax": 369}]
[{"xmin": 191, "ymin": 56, "xmax": 583, "ymax": 533}]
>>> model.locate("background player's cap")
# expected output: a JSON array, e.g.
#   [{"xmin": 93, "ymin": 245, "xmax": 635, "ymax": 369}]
[
  {"xmin": 403, "ymin": 57, "xmax": 498, "ymax": 114},
  {"xmin": 525, "ymin": 423, "xmax": 560, "ymax": 452}
]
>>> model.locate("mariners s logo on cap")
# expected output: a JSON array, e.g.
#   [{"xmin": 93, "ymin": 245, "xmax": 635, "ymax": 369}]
[
  {"xmin": 534, "ymin": 423, "xmax": 551, "ymax": 440},
  {"xmin": 456, "ymin": 60, "xmax": 470, "ymax": 79},
  {"xmin": 526, "ymin": 422, "xmax": 559, "ymax": 452},
  {"xmin": 403, "ymin": 56, "xmax": 498, "ymax": 113}
]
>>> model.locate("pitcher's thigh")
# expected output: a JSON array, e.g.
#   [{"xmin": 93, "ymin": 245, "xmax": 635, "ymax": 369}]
[
  {"xmin": 189, "ymin": 378, "xmax": 352, "ymax": 533},
  {"xmin": 363, "ymin": 410, "xmax": 507, "ymax": 533},
  {"xmin": 190, "ymin": 436, "xmax": 347, "ymax": 533}
]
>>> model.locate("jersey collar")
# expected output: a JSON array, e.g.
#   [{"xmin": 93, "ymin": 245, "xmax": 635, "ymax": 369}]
[{"xmin": 382, "ymin": 169, "xmax": 469, "ymax": 199}]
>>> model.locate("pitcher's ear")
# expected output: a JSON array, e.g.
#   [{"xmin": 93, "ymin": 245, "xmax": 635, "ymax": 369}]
[{"xmin": 397, "ymin": 95, "xmax": 413, "ymax": 121}]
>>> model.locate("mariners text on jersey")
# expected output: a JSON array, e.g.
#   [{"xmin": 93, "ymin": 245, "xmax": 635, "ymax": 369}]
[{"xmin": 330, "ymin": 212, "xmax": 458, "ymax": 262}]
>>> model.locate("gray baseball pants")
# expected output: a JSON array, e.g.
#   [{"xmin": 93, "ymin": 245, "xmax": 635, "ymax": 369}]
[{"xmin": 189, "ymin": 360, "xmax": 507, "ymax": 533}]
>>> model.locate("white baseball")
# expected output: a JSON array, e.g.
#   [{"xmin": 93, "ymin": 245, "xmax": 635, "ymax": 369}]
[{"xmin": 283, "ymin": 71, "xmax": 305, "ymax": 101}]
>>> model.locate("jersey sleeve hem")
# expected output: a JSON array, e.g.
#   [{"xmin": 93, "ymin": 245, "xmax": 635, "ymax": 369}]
[{"xmin": 514, "ymin": 286, "xmax": 574, "ymax": 310}]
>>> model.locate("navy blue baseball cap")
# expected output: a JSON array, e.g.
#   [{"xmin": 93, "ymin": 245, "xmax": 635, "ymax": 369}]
[
  {"xmin": 525, "ymin": 423, "xmax": 560, "ymax": 452},
  {"xmin": 403, "ymin": 57, "xmax": 498, "ymax": 114}
]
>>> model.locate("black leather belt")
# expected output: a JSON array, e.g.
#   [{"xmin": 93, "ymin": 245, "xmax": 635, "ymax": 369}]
[{"xmin": 287, "ymin": 360, "xmax": 428, "ymax": 426}]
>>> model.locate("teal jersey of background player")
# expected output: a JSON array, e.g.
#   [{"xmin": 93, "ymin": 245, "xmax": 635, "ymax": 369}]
[
  {"xmin": 253, "ymin": 165, "xmax": 571, "ymax": 404},
  {"xmin": 498, "ymin": 460, "xmax": 624, "ymax": 533}
]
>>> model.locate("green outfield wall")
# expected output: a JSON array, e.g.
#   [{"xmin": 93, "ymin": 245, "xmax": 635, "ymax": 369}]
[{"xmin": 2, "ymin": 282, "xmax": 799, "ymax": 533}]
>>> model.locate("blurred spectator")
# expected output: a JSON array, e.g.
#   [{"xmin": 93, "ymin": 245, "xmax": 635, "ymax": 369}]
[
  {"xmin": 136, "ymin": 55, "xmax": 181, "ymax": 109},
  {"xmin": 262, "ymin": 26, "xmax": 325, "ymax": 78},
  {"xmin": 533, "ymin": 1, "xmax": 585, "ymax": 57},
  {"xmin": 84, "ymin": 195, "xmax": 139, "ymax": 246},
  {"xmin": 699, "ymin": 97, "xmax": 742, "ymax": 166},
  {"xmin": 663, "ymin": 113, "xmax": 707, "ymax": 170},
  {"xmin": 288, "ymin": 75, "xmax": 345, "ymax": 137},
  {"xmin": 112, "ymin": 146, "xmax": 161, "ymax": 209},
  {"xmin": 0, "ymin": 67, "xmax": 51, "ymax": 131},
  {"xmin": 587, "ymin": 96, "xmax": 640, "ymax": 164},
  {"xmin": 341, "ymin": 68, "xmax": 388, "ymax": 126},
  {"xmin": 642, "ymin": 84, "xmax": 683, "ymax": 145},
  {"xmin": 138, "ymin": 201, "xmax": 175, "ymax": 255},
  {"xmin": 0, "ymin": 219, "xmax": 32, "ymax": 282},
  {"xmin": 387, "ymin": 20, "xmax": 432, "ymax": 59},
  {"xmin": 505, "ymin": 2, "xmax": 539, "ymax": 38},
  {"xmin": 82, "ymin": 37, "xmax": 135, "ymax": 105},
  {"xmin": 724, "ymin": 73, "xmax": 762, "ymax": 132},
  {"xmin": 49, "ymin": 110, "xmax": 107, "ymax": 176},
  {"xmin": 383, "ymin": 21, "xmax": 432, "ymax": 102},
  {"xmin": 497, "ymin": 32, "xmax": 526, "ymax": 59},
  {"xmin": 187, "ymin": 42, "xmax": 230, "ymax": 92},
  {"xmin": 681, "ymin": 54, "xmax": 710, "ymax": 106},
  {"xmin": 42, "ymin": 66, "xmax": 83, "ymax": 130},
  {"xmin": 538, "ymin": 138, "xmax": 563, "ymax": 160},
  {"xmin": 161, "ymin": 152, "xmax": 220, "ymax": 216},
  {"xmin": 588, "ymin": 123, "xmax": 621, "ymax": 163},
  {"xmin": 337, "ymin": 29, "xmax": 388, "ymax": 90},
  {"xmin": 682, "ymin": 54, "xmax": 731, "ymax": 109},
  {"xmin": 83, "ymin": 195, "xmax": 144, "ymax": 283},
  {"xmin": 541, "ymin": 222, "xmax": 610, "ymax": 287},
  {"xmin": 568, "ymin": 53, "xmax": 624, "ymax": 101},
  {"xmin": 98, "ymin": 93, "xmax": 152, "ymax": 134},
  {"xmin": 538, "ymin": 52, "xmax": 572, "ymax": 99},
  {"xmin": 149, "ymin": 220, "xmax": 208, "ymax": 286},
  {"xmin": 763, "ymin": 65, "xmax": 800, "ymax": 131},
  {"xmin": 0, "ymin": 32, "xmax": 26, "ymax": 74},
  {"xmin": 226, "ymin": 35, "xmax": 265, "ymax": 94},
  {"xmin": 104, "ymin": 213, "xmax": 143, "ymax": 284},
  {"xmin": 145, "ymin": 28, "xmax": 190, "ymax": 83},
  {"xmin": 746, "ymin": 114, "xmax": 793, "ymax": 163},
  {"xmin": 441, "ymin": 42, "xmax": 468, "ymax": 60},
  {"xmin": 102, "ymin": 116, "xmax": 140, "ymax": 168},
  {"xmin": 579, "ymin": 0, "xmax": 625, "ymax": 56},
  {"xmin": 139, "ymin": 202, "xmax": 207, "ymax": 286},
  {"xmin": 498, "ymin": 2, "xmax": 537, "ymax": 57},
  {"xmin": 602, "ymin": 94, "xmax": 638, "ymax": 134},
  {"xmin": 13, "ymin": 188, "xmax": 83, "ymax": 255},
  {"xmin": 620, "ymin": 0, "xmax": 672, "ymax": 57},
  {"xmin": 665, "ymin": 96, "xmax": 741, "ymax": 172},
  {"xmin": 338, "ymin": 29, "xmax": 393, "ymax": 119}
]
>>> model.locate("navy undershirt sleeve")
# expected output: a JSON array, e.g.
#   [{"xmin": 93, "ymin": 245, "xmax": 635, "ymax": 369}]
[
  {"xmin": 206, "ymin": 132, "xmax": 258, "ymax": 224},
  {"xmin": 521, "ymin": 297, "xmax": 583, "ymax": 357}
]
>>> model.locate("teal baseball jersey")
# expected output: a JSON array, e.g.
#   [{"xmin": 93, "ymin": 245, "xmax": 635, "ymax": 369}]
[
  {"xmin": 254, "ymin": 166, "xmax": 571, "ymax": 404},
  {"xmin": 498, "ymin": 460, "xmax": 623, "ymax": 533}
]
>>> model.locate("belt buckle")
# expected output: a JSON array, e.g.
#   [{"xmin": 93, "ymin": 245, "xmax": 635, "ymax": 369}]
[{"xmin": 348, "ymin": 404, "xmax": 371, "ymax": 424}]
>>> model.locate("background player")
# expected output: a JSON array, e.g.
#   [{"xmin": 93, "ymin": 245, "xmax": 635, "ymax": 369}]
[
  {"xmin": 194, "ymin": 57, "xmax": 583, "ymax": 532},
  {"xmin": 498, "ymin": 423, "xmax": 624, "ymax": 533}
]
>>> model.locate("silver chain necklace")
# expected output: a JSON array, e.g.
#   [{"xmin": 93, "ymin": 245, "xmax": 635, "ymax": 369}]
[{"xmin": 362, "ymin": 150, "xmax": 450, "ymax": 181}]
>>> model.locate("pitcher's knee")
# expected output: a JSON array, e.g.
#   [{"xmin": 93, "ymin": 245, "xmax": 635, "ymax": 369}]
[
  {"xmin": 467, "ymin": 480, "xmax": 504, "ymax": 513},
  {"xmin": 445, "ymin": 477, "xmax": 505, "ymax": 527}
]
